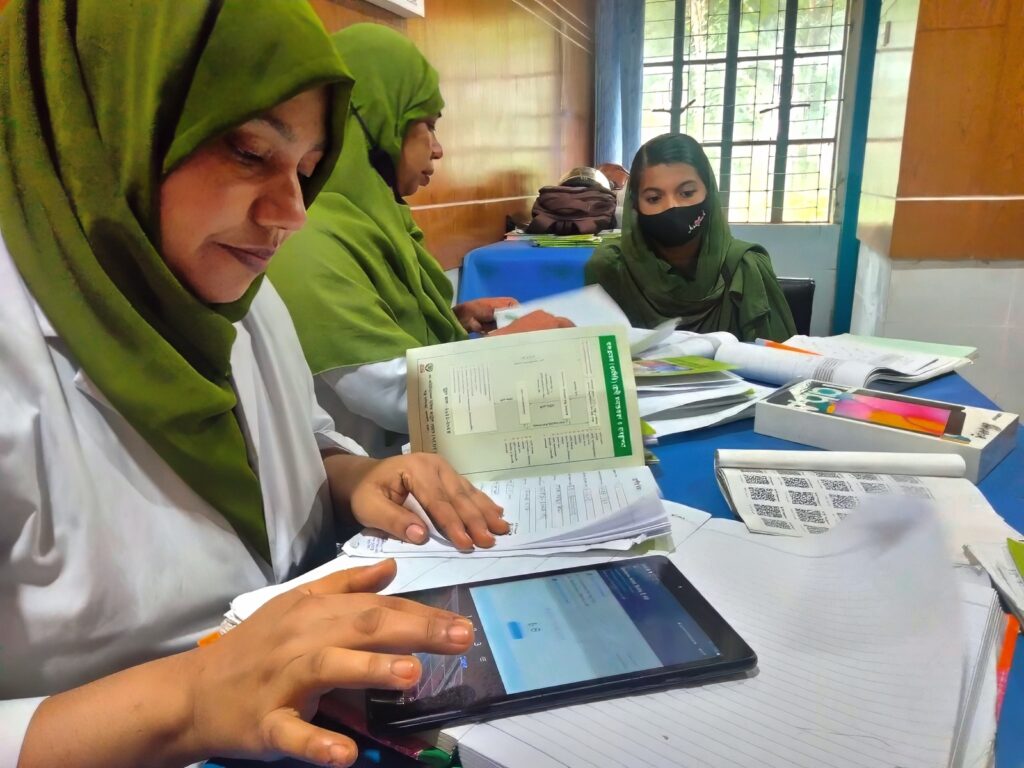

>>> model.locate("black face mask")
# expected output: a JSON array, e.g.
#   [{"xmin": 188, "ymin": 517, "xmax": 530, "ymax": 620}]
[{"xmin": 637, "ymin": 202, "xmax": 709, "ymax": 248}]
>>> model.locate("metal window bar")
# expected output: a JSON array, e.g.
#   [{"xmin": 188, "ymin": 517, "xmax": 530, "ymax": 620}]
[
  {"xmin": 643, "ymin": 0, "xmax": 847, "ymax": 223},
  {"xmin": 669, "ymin": 0, "xmax": 686, "ymax": 134},
  {"xmin": 717, "ymin": 0, "xmax": 741, "ymax": 210},
  {"xmin": 770, "ymin": 0, "xmax": 799, "ymax": 223},
  {"xmin": 643, "ymin": 48, "xmax": 846, "ymax": 68}
]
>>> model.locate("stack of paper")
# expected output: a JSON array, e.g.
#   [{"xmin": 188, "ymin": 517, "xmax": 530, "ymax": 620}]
[
  {"xmin": 223, "ymin": 504, "xmax": 999, "ymax": 768},
  {"xmin": 713, "ymin": 450, "xmax": 1021, "ymax": 564},
  {"xmin": 633, "ymin": 365, "xmax": 772, "ymax": 437},
  {"xmin": 966, "ymin": 540, "xmax": 1024, "ymax": 624},
  {"xmin": 453, "ymin": 506, "xmax": 980, "ymax": 768},
  {"xmin": 950, "ymin": 576, "xmax": 1004, "ymax": 768},
  {"xmin": 342, "ymin": 466, "xmax": 670, "ymax": 559}
]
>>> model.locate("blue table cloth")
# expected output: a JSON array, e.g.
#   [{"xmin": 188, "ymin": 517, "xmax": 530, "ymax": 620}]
[
  {"xmin": 457, "ymin": 241, "xmax": 593, "ymax": 304},
  {"xmin": 214, "ymin": 375, "xmax": 1023, "ymax": 768}
]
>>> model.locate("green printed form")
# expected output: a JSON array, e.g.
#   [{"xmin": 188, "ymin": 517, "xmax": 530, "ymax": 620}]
[
  {"xmin": 600, "ymin": 335, "xmax": 632, "ymax": 458},
  {"xmin": 406, "ymin": 326, "xmax": 642, "ymax": 480}
]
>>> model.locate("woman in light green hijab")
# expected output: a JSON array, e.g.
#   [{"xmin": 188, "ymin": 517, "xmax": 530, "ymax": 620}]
[
  {"xmin": 585, "ymin": 133, "xmax": 796, "ymax": 342},
  {"xmin": 0, "ymin": 2, "xmax": 502, "ymax": 764},
  {"xmin": 270, "ymin": 24, "xmax": 567, "ymax": 456}
]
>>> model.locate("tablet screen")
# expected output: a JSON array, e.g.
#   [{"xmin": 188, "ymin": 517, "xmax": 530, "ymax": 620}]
[{"xmin": 399, "ymin": 560, "xmax": 721, "ymax": 705}]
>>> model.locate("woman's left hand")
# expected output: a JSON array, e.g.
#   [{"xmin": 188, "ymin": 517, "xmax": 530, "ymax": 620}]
[
  {"xmin": 453, "ymin": 296, "xmax": 519, "ymax": 334},
  {"xmin": 325, "ymin": 453, "xmax": 509, "ymax": 549}
]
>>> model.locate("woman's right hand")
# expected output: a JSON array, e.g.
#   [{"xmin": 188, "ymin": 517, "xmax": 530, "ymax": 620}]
[
  {"xmin": 488, "ymin": 309, "xmax": 574, "ymax": 336},
  {"xmin": 188, "ymin": 559, "xmax": 472, "ymax": 767}
]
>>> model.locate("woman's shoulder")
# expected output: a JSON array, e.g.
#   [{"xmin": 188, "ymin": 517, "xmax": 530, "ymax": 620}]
[{"xmin": 584, "ymin": 242, "xmax": 626, "ymax": 281}]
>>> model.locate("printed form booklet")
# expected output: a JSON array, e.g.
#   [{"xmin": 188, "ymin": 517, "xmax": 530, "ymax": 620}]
[{"xmin": 343, "ymin": 327, "xmax": 668, "ymax": 558}]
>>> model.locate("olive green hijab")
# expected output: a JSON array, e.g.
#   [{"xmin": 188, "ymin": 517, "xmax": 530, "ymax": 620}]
[
  {"xmin": 0, "ymin": 0, "xmax": 352, "ymax": 562},
  {"xmin": 269, "ymin": 23, "xmax": 466, "ymax": 373},
  {"xmin": 585, "ymin": 133, "xmax": 796, "ymax": 342}
]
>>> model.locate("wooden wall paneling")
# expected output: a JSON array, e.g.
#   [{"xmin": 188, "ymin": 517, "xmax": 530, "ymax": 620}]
[
  {"xmin": 891, "ymin": 199, "xmax": 1024, "ymax": 260},
  {"xmin": 308, "ymin": 0, "xmax": 404, "ymax": 30},
  {"xmin": 401, "ymin": 0, "xmax": 594, "ymax": 268},
  {"xmin": 309, "ymin": 0, "xmax": 595, "ymax": 269}
]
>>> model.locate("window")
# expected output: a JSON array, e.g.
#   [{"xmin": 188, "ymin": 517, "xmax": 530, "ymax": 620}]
[{"xmin": 642, "ymin": 0, "xmax": 849, "ymax": 223}]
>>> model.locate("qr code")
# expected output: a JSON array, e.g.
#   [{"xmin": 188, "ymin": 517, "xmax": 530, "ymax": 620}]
[
  {"xmin": 835, "ymin": 511, "xmax": 849, "ymax": 520},
  {"xmin": 815, "ymin": 471, "xmax": 841, "ymax": 478},
  {"xmin": 795, "ymin": 508, "xmax": 827, "ymax": 524},
  {"xmin": 830, "ymin": 494, "xmax": 858, "ymax": 510},
  {"xmin": 782, "ymin": 476, "xmax": 812, "ymax": 489},
  {"xmin": 748, "ymin": 487, "xmax": 779, "ymax": 502},
  {"xmin": 743, "ymin": 472, "xmax": 770, "ymax": 485},
  {"xmin": 860, "ymin": 481, "xmax": 889, "ymax": 494},
  {"xmin": 754, "ymin": 504, "xmax": 784, "ymax": 518},
  {"xmin": 852, "ymin": 472, "xmax": 880, "ymax": 481},
  {"xmin": 894, "ymin": 475, "xmax": 921, "ymax": 485},
  {"xmin": 778, "ymin": 470, "xmax": 803, "ymax": 477},
  {"xmin": 804, "ymin": 526, "xmax": 829, "ymax": 534},
  {"xmin": 903, "ymin": 485, "xmax": 934, "ymax": 499},
  {"xmin": 789, "ymin": 490, "xmax": 819, "ymax": 506},
  {"xmin": 821, "ymin": 479, "xmax": 852, "ymax": 492},
  {"xmin": 762, "ymin": 517, "xmax": 794, "ymax": 530}
]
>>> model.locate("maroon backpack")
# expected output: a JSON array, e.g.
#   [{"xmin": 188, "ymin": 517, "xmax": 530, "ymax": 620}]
[{"xmin": 526, "ymin": 185, "xmax": 617, "ymax": 235}]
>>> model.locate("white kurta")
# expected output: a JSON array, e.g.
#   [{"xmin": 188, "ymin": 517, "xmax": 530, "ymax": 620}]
[
  {"xmin": 315, "ymin": 359, "xmax": 409, "ymax": 458},
  {"xmin": 0, "ymin": 234, "xmax": 365, "ymax": 761}
]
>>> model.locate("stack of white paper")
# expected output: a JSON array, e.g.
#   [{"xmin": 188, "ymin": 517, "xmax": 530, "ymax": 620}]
[
  {"xmin": 343, "ymin": 466, "xmax": 671, "ymax": 559},
  {"xmin": 966, "ymin": 540, "xmax": 1024, "ymax": 624},
  {"xmin": 224, "ymin": 501, "xmax": 710, "ymax": 629},
  {"xmin": 455, "ymin": 505, "xmax": 973, "ymax": 768},
  {"xmin": 633, "ymin": 332, "xmax": 774, "ymax": 436}
]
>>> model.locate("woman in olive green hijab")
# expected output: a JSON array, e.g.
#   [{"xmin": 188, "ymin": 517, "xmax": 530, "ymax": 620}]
[
  {"xmin": 585, "ymin": 133, "xmax": 795, "ymax": 342},
  {"xmin": 270, "ymin": 24, "xmax": 568, "ymax": 457},
  {"xmin": 0, "ymin": 2, "xmax": 503, "ymax": 764}
]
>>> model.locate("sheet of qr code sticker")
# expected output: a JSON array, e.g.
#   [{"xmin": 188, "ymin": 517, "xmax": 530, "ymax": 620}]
[{"xmin": 721, "ymin": 467, "xmax": 938, "ymax": 537}]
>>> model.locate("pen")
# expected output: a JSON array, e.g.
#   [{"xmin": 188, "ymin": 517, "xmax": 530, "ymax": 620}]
[{"xmin": 756, "ymin": 339, "xmax": 820, "ymax": 355}]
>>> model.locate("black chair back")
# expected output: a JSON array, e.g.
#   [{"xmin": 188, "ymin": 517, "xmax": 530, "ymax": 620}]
[{"xmin": 777, "ymin": 277, "xmax": 815, "ymax": 336}]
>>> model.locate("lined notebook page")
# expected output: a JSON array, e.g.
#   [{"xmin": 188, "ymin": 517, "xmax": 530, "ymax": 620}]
[{"xmin": 456, "ymin": 507, "xmax": 965, "ymax": 768}]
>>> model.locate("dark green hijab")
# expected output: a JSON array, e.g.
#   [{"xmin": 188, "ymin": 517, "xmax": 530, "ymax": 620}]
[
  {"xmin": 269, "ymin": 23, "xmax": 466, "ymax": 373},
  {"xmin": 0, "ymin": 0, "xmax": 353, "ymax": 562},
  {"xmin": 585, "ymin": 133, "xmax": 796, "ymax": 342}
]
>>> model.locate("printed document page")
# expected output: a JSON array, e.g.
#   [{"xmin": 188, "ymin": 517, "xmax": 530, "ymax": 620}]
[
  {"xmin": 407, "ymin": 327, "xmax": 642, "ymax": 480},
  {"xmin": 342, "ymin": 466, "xmax": 668, "ymax": 558}
]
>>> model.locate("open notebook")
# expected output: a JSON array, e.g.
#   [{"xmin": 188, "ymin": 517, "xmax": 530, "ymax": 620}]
[{"xmin": 715, "ymin": 333, "xmax": 971, "ymax": 389}]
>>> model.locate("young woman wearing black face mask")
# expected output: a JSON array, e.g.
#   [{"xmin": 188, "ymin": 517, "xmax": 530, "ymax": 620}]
[{"xmin": 585, "ymin": 133, "xmax": 795, "ymax": 342}]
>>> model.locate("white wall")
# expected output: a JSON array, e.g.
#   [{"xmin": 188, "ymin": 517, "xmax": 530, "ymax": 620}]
[
  {"xmin": 732, "ymin": 224, "xmax": 840, "ymax": 337},
  {"xmin": 852, "ymin": 243, "xmax": 1024, "ymax": 413}
]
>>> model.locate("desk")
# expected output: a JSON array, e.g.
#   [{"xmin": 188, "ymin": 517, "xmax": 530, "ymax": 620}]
[
  {"xmin": 457, "ymin": 241, "xmax": 592, "ymax": 303},
  {"xmin": 216, "ymin": 372, "xmax": 1023, "ymax": 767}
]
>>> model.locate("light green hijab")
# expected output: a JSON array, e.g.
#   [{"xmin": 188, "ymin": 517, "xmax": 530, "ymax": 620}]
[
  {"xmin": 585, "ymin": 133, "xmax": 796, "ymax": 342},
  {"xmin": 269, "ymin": 23, "xmax": 466, "ymax": 373},
  {"xmin": 0, "ymin": 0, "xmax": 352, "ymax": 562}
]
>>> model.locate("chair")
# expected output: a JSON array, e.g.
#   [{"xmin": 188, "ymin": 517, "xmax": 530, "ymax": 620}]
[{"xmin": 777, "ymin": 277, "xmax": 815, "ymax": 336}]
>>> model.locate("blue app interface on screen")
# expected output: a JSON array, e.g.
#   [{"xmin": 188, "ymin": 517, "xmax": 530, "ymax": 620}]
[{"xmin": 469, "ymin": 562, "xmax": 720, "ymax": 694}]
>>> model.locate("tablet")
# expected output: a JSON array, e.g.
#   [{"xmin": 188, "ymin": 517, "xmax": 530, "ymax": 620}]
[{"xmin": 366, "ymin": 556, "xmax": 756, "ymax": 732}]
